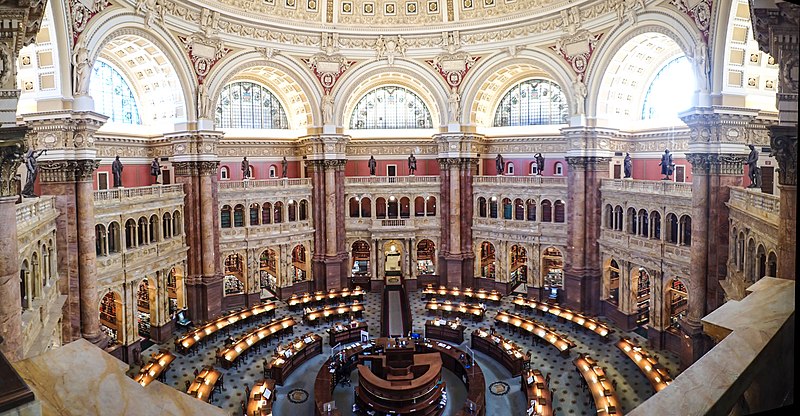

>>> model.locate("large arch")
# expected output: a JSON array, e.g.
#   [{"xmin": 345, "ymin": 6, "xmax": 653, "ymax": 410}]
[
  {"xmin": 587, "ymin": 18, "xmax": 698, "ymax": 120},
  {"xmin": 79, "ymin": 16, "xmax": 194, "ymax": 122},
  {"xmin": 204, "ymin": 51, "xmax": 321, "ymax": 129},
  {"xmin": 334, "ymin": 59, "xmax": 447, "ymax": 130},
  {"xmin": 460, "ymin": 48, "xmax": 575, "ymax": 127}
]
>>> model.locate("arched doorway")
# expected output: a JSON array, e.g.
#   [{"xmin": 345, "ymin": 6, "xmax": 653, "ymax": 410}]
[
  {"xmin": 767, "ymin": 251, "xmax": 777, "ymax": 277},
  {"xmin": 100, "ymin": 291, "xmax": 122, "ymax": 344},
  {"xmin": 259, "ymin": 249, "xmax": 278, "ymax": 297},
  {"xmin": 479, "ymin": 241, "xmax": 496, "ymax": 279},
  {"xmin": 223, "ymin": 253, "xmax": 245, "ymax": 296},
  {"xmin": 509, "ymin": 245, "xmax": 527, "ymax": 287},
  {"xmin": 633, "ymin": 267, "xmax": 651, "ymax": 328},
  {"xmin": 20, "ymin": 260, "xmax": 29, "ymax": 309},
  {"xmin": 666, "ymin": 278, "xmax": 687, "ymax": 330},
  {"xmin": 416, "ymin": 239, "xmax": 435, "ymax": 276},
  {"xmin": 291, "ymin": 245, "xmax": 308, "ymax": 283},
  {"xmin": 384, "ymin": 240, "xmax": 403, "ymax": 285},
  {"xmin": 541, "ymin": 247, "xmax": 563, "ymax": 300},
  {"xmin": 605, "ymin": 259, "xmax": 620, "ymax": 307},
  {"xmin": 351, "ymin": 241, "xmax": 371, "ymax": 277},
  {"xmin": 166, "ymin": 267, "xmax": 184, "ymax": 316},
  {"xmin": 756, "ymin": 244, "xmax": 767, "ymax": 281},
  {"xmin": 136, "ymin": 279, "xmax": 151, "ymax": 338}
]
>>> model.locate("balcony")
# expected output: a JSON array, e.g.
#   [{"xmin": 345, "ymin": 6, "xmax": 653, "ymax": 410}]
[
  {"xmin": 220, "ymin": 220, "xmax": 314, "ymax": 243},
  {"xmin": 96, "ymin": 237, "xmax": 187, "ymax": 281},
  {"xmin": 727, "ymin": 187, "xmax": 780, "ymax": 224},
  {"xmin": 473, "ymin": 175, "xmax": 567, "ymax": 187},
  {"xmin": 16, "ymin": 196, "xmax": 57, "ymax": 234},
  {"xmin": 345, "ymin": 176, "xmax": 440, "ymax": 185},
  {"xmin": 94, "ymin": 184, "xmax": 184, "ymax": 206},
  {"xmin": 601, "ymin": 179, "xmax": 692, "ymax": 197},
  {"xmin": 218, "ymin": 178, "xmax": 312, "ymax": 190}
]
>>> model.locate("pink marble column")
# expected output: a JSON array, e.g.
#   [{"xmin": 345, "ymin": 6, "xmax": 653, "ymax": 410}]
[
  {"xmin": 0, "ymin": 196, "xmax": 22, "ymax": 361},
  {"xmin": 769, "ymin": 127, "xmax": 797, "ymax": 280},
  {"xmin": 75, "ymin": 161, "xmax": 107, "ymax": 347}
]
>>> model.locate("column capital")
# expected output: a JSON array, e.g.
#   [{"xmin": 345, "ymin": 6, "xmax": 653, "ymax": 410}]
[
  {"xmin": 769, "ymin": 125, "xmax": 797, "ymax": 186},
  {"xmin": 165, "ymin": 130, "xmax": 222, "ymax": 163},
  {"xmin": 561, "ymin": 126, "xmax": 620, "ymax": 158},
  {"xmin": 173, "ymin": 160, "xmax": 219, "ymax": 176},
  {"xmin": 21, "ymin": 111, "xmax": 107, "ymax": 161},
  {"xmin": 0, "ymin": 126, "xmax": 27, "ymax": 197},
  {"xmin": 39, "ymin": 159, "xmax": 100, "ymax": 183},
  {"xmin": 433, "ymin": 132, "xmax": 485, "ymax": 159},
  {"xmin": 685, "ymin": 152, "xmax": 747, "ymax": 175},
  {"xmin": 298, "ymin": 134, "xmax": 351, "ymax": 161},
  {"xmin": 564, "ymin": 156, "xmax": 612, "ymax": 169}
]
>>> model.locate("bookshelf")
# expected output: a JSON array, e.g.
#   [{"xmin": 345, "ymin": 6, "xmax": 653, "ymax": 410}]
[{"xmin": 636, "ymin": 270, "xmax": 651, "ymax": 326}]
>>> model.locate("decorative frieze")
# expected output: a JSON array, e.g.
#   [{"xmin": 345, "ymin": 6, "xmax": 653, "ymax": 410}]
[
  {"xmin": 565, "ymin": 156, "xmax": 611, "ymax": 169},
  {"xmin": 38, "ymin": 159, "xmax": 99, "ymax": 183},
  {"xmin": 172, "ymin": 160, "xmax": 219, "ymax": 176},
  {"xmin": 685, "ymin": 153, "xmax": 746, "ymax": 176},
  {"xmin": 769, "ymin": 126, "xmax": 797, "ymax": 186}
]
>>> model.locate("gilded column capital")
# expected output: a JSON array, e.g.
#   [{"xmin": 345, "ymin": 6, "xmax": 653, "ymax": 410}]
[
  {"xmin": 769, "ymin": 126, "xmax": 797, "ymax": 186},
  {"xmin": 0, "ymin": 127, "xmax": 27, "ymax": 197}
]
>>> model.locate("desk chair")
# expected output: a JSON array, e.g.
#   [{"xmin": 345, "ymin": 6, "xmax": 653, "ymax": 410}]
[{"xmin": 176, "ymin": 310, "xmax": 192, "ymax": 328}]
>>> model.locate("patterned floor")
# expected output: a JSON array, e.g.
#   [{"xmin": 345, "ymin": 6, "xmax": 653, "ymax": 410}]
[{"xmin": 129, "ymin": 289, "xmax": 681, "ymax": 416}]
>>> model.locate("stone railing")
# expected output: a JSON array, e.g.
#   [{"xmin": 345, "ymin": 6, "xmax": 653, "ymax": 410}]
[
  {"xmin": 600, "ymin": 179, "xmax": 692, "ymax": 197},
  {"xmin": 94, "ymin": 184, "xmax": 184, "ymax": 205},
  {"xmin": 96, "ymin": 237, "xmax": 187, "ymax": 279},
  {"xmin": 220, "ymin": 220, "xmax": 314, "ymax": 242},
  {"xmin": 345, "ymin": 176, "xmax": 440, "ymax": 185},
  {"xmin": 379, "ymin": 219, "xmax": 406, "ymax": 227},
  {"xmin": 727, "ymin": 187, "xmax": 780, "ymax": 222},
  {"xmin": 15, "ymin": 196, "xmax": 57, "ymax": 227},
  {"xmin": 218, "ymin": 178, "xmax": 312, "ymax": 190},
  {"xmin": 599, "ymin": 229, "xmax": 691, "ymax": 273},
  {"xmin": 473, "ymin": 175, "xmax": 567, "ymax": 186}
]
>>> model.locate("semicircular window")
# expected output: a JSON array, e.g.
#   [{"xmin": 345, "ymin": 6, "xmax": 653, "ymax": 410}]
[
  {"xmin": 493, "ymin": 79, "xmax": 568, "ymax": 126},
  {"xmin": 641, "ymin": 56, "xmax": 694, "ymax": 120},
  {"xmin": 89, "ymin": 60, "xmax": 141, "ymax": 125},
  {"xmin": 350, "ymin": 86, "xmax": 433, "ymax": 129},
  {"xmin": 215, "ymin": 81, "xmax": 289, "ymax": 129}
]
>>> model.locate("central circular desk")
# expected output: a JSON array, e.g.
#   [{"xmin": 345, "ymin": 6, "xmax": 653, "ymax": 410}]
[{"xmin": 314, "ymin": 337, "xmax": 485, "ymax": 416}]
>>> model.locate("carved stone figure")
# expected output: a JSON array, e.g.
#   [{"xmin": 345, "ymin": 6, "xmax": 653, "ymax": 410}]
[
  {"xmin": 72, "ymin": 39, "xmax": 90, "ymax": 95},
  {"xmin": 573, "ymin": 80, "xmax": 587, "ymax": 115},
  {"xmin": 150, "ymin": 157, "xmax": 161, "ymax": 183},
  {"xmin": 659, "ymin": 149, "xmax": 674, "ymax": 180},
  {"xmin": 448, "ymin": 88, "xmax": 461, "ymax": 123},
  {"xmin": 535, "ymin": 153, "xmax": 545, "ymax": 175},
  {"xmin": 111, "ymin": 155, "xmax": 123, "ymax": 188},
  {"xmin": 281, "ymin": 156, "xmax": 288, "ymax": 178},
  {"xmin": 495, "ymin": 154, "xmax": 504, "ymax": 175},
  {"xmin": 197, "ymin": 83, "xmax": 211, "ymax": 119},
  {"xmin": 322, "ymin": 93, "xmax": 334, "ymax": 125},
  {"xmin": 21, "ymin": 148, "xmax": 45, "ymax": 197},
  {"xmin": 408, "ymin": 154, "xmax": 417, "ymax": 175},
  {"xmin": 623, "ymin": 152, "xmax": 632, "ymax": 178},
  {"xmin": 368, "ymin": 155, "xmax": 377, "ymax": 176},
  {"xmin": 746, "ymin": 144, "xmax": 760, "ymax": 188},
  {"xmin": 241, "ymin": 157, "xmax": 250, "ymax": 179},
  {"xmin": 691, "ymin": 39, "xmax": 710, "ymax": 91}
]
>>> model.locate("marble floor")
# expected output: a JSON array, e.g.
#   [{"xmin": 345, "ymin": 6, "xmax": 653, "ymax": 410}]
[{"xmin": 130, "ymin": 289, "xmax": 681, "ymax": 416}]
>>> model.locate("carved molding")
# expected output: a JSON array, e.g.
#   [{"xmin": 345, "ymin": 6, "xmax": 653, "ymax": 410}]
[
  {"xmin": 67, "ymin": 0, "xmax": 111, "ymax": 47},
  {"xmin": 669, "ymin": 0, "xmax": 712, "ymax": 43},
  {"xmin": 39, "ymin": 159, "xmax": 99, "ymax": 183},
  {"xmin": 565, "ymin": 156, "xmax": 611, "ymax": 169},
  {"xmin": 426, "ymin": 49, "xmax": 480, "ymax": 90},
  {"xmin": 550, "ymin": 30, "xmax": 603, "ymax": 82},
  {"xmin": 173, "ymin": 160, "xmax": 219, "ymax": 176},
  {"xmin": 302, "ymin": 54, "xmax": 355, "ymax": 95},
  {"xmin": 686, "ymin": 153, "xmax": 746, "ymax": 176},
  {"xmin": 178, "ymin": 33, "xmax": 232, "ymax": 84}
]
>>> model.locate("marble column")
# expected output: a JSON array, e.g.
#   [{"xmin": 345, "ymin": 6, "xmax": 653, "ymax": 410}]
[
  {"xmin": 0, "ymin": 128, "xmax": 26, "ymax": 361},
  {"xmin": 770, "ymin": 128, "xmax": 797, "ymax": 279},
  {"xmin": 563, "ymin": 156, "xmax": 609, "ymax": 315},
  {"xmin": 75, "ymin": 160, "xmax": 107, "ymax": 348}
]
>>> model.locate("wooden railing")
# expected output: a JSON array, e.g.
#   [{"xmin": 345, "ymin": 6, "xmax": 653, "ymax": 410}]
[
  {"xmin": 600, "ymin": 179, "xmax": 692, "ymax": 196},
  {"xmin": 473, "ymin": 175, "xmax": 567, "ymax": 186},
  {"xmin": 94, "ymin": 184, "xmax": 184, "ymax": 203},
  {"xmin": 345, "ymin": 176, "xmax": 440, "ymax": 185},
  {"xmin": 218, "ymin": 178, "xmax": 311, "ymax": 190}
]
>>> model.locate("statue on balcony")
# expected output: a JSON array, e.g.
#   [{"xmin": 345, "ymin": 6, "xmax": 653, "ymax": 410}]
[
  {"xmin": 495, "ymin": 153, "xmax": 504, "ymax": 175},
  {"xmin": 368, "ymin": 155, "xmax": 377, "ymax": 176},
  {"xmin": 150, "ymin": 157, "xmax": 161, "ymax": 184},
  {"xmin": 408, "ymin": 154, "xmax": 417, "ymax": 175},
  {"xmin": 111, "ymin": 155, "xmax": 123, "ymax": 188},
  {"xmin": 535, "ymin": 153, "xmax": 545, "ymax": 176},
  {"xmin": 659, "ymin": 149, "xmax": 673, "ymax": 180},
  {"xmin": 624, "ymin": 153, "xmax": 632, "ymax": 178},
  {"xmin": 746, "ymin": 144, "xmax": 761, "ymax": 188},
  {"xmin": 282, "ymin": 156, "xmax": 288, "ymax": 178},
  {"xmin": 21, "ymin": 148, "xmax": 46, "ymax": 197},
  {"xmin": 241, "ymin": 157, "xmax": 250, "ymax": 179}
]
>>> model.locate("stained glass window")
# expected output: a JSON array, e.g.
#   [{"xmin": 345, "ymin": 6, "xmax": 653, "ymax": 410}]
[
  {"xmin": 215, "ymin": 81, "xmax": 289, "ymax": 129},
  {"xmin": 493, "ymin": 79, "xmax": 568, "ymax": 126},
  {"xmin": 89, "ymin": 60, "xmax": 141, "ymax": 125},
  {"xmin": 641, "ymin": 56, "xmax": 694, "ymax": 120},
  {"xmin": 349, "ymin": 85, "xmax": 433, "ymax": 129}
]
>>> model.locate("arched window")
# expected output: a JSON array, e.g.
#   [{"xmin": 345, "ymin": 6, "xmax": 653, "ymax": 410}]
[
  {"xmin": 627, "ymin": 207, "xmax": 638, "ymax": 235},
  {"xmin": 162, "ymin": 213, "xmax": 172, "ymax": 239},
  {"xmin": 215, "ymin": 81, "xmax": 289, "ymax": 128},
  {"xmin": 756, "ymin": 245, "xmax": 767, "ymax": 281},
  {"xmin": 650, "ymin": 211, "xmax": 661, "ymax": 240},
  {"xmin": 526, "ymin": 199, "xmax": 536, "ymax": 221},
  {"xmin": 173, "ymin": 210, "xmax": 182, "ymax": 236},
  {"xmin": 108, "ymin": 222, "xmax": 121, "ymax": 253},
  {"xmin": 493, "ymin": 78, "xmax": 568, "ymax": 126},
  {"xmin": 641, "ymin": 56, "xmax": 694, "ymax": 120},
  {"xmin": 262, "ymin": 202, "xmax": 272, "ymax": 224},
  {"xmin": 137, "ymin": 217, "xmax": 148, "ymax": 245},
  {"xmin": 502, "ymin": 198, "xmax": 512, "ymax": 220},
  {"xmin": 399, "ymin": 197, "xmax": 411, "ymax": 219},
  {"xmin": 541, "ymin": 200, "xmax": 552, "ymax": 222},
  {"xmin": 221, "ymin": 205, "xmax": 232, "ymax": 228},
  {"xmin": 638, "ymin": 209, "xmax": 649, "ymax": 238},
  {"xmin": 299, "ymin": 200, "xmax": 308, "ymax": 221},
  {"xmin": 514, "ymin": 199, "xmax": 525, "ymax": 220},
  {"xmin": 387, "ymin": 196, "xmax": 399, "ymax": 218},
  {"xmin": 269, "ymin": 165, "xmax": 277, "ymax": 178},
  {"xmin": 489, "ymin": 197, "xmax": 498, "ymax": 218},
  {"xmin": 425, "ymin": 196, "xmax": 436, "ymax": 216},
  {"xmin": 666, "ymin": 213, "xmax": 679, "ymax": 244},
  {"xmin": 125, "ymin": 219, "xmax": 136, "ymax": 248},
  {"xmin": 376, "ymin": 197, "xmax": 386, "ymax": 219},
  {"xmin": 554, "ymin": 200, "xmax": 565, "ymax": 223},
  {"xmin": 679, "ymin": 215, "xmax": 692, "ymax": 246},
  {"xmin": 273, "ymin": 201, "xmax": 283, "ymax": 223},
  {"xmin": 89, "ymin": 60, "xmax": 141, "ymax": 124},
  {"xmin": 360, "ymin": 198, "xmax": 371, "ymax": 218},
  {"xmin": 414, "ymin": 197, "xmax": 425, "ymax": 217},
  {"xmin": 478, "ymin": 197, "xmax": 487, "ymax": 218},
  {"xmin": 554, "ymin": 162, "xmax": 563, "ymax": 176},
  {"xmin": 614, "ymin": 206, "xmax": 623, "ymax": 231},
  {"xmin": 530, "ymin": 162, "xmax": 538, "ymax": 176},
  {"xmin": 416, "ymin": 240, "xmax": 436, "ymax": 275},
  {"xmin": 233, "ymin": 205, "xmax": 245, "ymax": 227},
  {"xmin": 506, "ymin": 162, "xmax": 515, "ymax": 175},
  {"xmin": 605, "ymin": 204, "xmax": 614, "ymax": 229},
  {"xmin": 250, "ymin": 203, "xmax": 260, "ymax": 225},
  {"xmin": 349, "ymin": 197, "xmax": 360, "ymax": 218},
  {"xmin": 349, "ymin": 85, "xmax": 433, "ymax": 129},
  {"xmin": 149, "ymin": 215, "xmax": 159, "ymax": 243},
  {"xmin": 287, "ymin": 200, "xmax": 297, "ymax": 222},
  {"xmin": 95, "ymin": 225, "xmax": 107, "ymax": 256},
  {"xmin": 767, "ymin": 251, "xmax": 777, "ymax": 277},
  {"xmin": 220, "ymin": 166, "xmax": 230, "ymax": 180}
]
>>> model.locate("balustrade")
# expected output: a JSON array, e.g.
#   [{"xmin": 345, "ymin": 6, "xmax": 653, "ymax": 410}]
[
  {"xmin": 473, "ymin": 175, "xmax": 567, "ymax": 186},
  {"xmin": 727, "ymin": 188, "xmax": 780, "ymax": 219},
  {"xmin": 94, "ymin": 184, "xmax": 184, "ymax": 205},
  {"xmin": 218, "ymin": 178, "xmax": 312, "ymax": 190},
  {"xmin": 15, "ymin": 196, "xmax": 57, "ymax": 227},
  {"xmin": 345, "ymin": 176, "xmax": 440, "ymax": 185},
  {"xmin": 600, "ymin": 179, "xmax": 692, "ymax": 197}
]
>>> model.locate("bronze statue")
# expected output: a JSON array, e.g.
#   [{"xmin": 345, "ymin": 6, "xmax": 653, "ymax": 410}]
[
  {"xmin": 368, "ymin": 155, "xmax": 377, "ymax": 176},
  {"xmin": 241, "ymin": 157, "xmax": 250, "ymax": 179},
  {"xmin": 745, "ymin": 144, "xmax": 760, "ymax": 188},
  {"xmin": 658, "ymin": 149, "xmax": 673, "ymax": 180},
  {"xmin": 150, "ymin": 157, "xmax": 161, "ymax": 184},
  {"xmin": 535, "ymin": 153, "xmax": 545, "ymax": 176},
  {"xmin": 624, "ymin": 153, "xmax": 632, "ymax": 178},
  {"xmin": 281, "ymin": 156, "xmax": 288, "ymax": 178},
  {"xmin": 408, "ymin": 154, "xmax": 417, "ymax": 175},
  {"xmin": 21, "ymin": 148, "xmax": 46, "ymax": 197},
  {"xmin": 111, "ymin": 155, "xmax": 123, "ymax": 188},
  {"xmin": 495, "ymin": 154, "xmax": 504, "ymax": 175}
]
